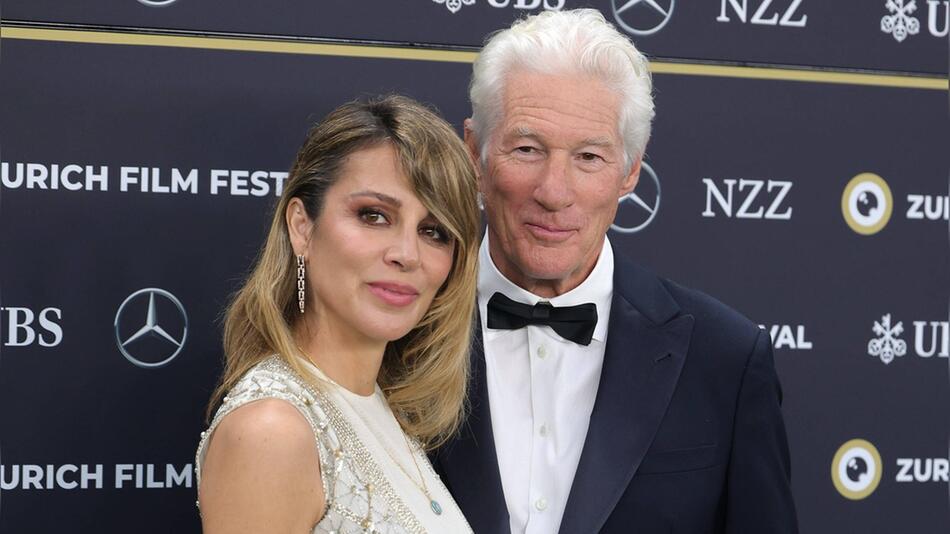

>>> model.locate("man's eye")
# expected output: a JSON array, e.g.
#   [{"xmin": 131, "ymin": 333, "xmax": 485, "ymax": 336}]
[
  {"xmin": 580, "ymin": 152, "xmax": 603, "ymax": 161},
  {"xmin": 359, "ymin": 208, "xmax": 389, "ymax": 225},
  {"xmin": 516, "ymin": 146, "xmax": 536, "ymax": 153}
]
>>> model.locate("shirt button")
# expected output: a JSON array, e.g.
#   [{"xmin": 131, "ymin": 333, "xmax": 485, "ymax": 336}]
[
  {"xmin": 539, "ymin": 423, "xmax": 549, "ymax": 437},
  {"xmin": 536, "ymin": 345, "xmax": 547, "ymax": 359},
  {"xmin": 535, "ymin": 497, "xmax": 548, "ymax": 511}
]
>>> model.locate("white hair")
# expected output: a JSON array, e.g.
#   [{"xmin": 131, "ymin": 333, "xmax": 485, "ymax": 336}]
[{"xmin": 469, "ymin": 8, "xmax": 654, "ymax": 172}]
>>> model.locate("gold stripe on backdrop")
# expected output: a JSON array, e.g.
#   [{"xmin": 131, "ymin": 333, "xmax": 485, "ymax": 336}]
[{"xmin": 3, "ymin": 26, "xmax": 947, "ymax": 91}]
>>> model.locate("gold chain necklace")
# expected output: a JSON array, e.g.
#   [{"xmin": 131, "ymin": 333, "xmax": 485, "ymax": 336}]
[{"xmin": 335, "ymin": 386, "xmax": 444, "ymax": 516}]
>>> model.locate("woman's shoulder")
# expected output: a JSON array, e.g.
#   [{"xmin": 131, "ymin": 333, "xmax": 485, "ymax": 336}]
[
  {"xmin": 198, "ymin": 397, "xmax": 325, "ymax": 532},
  {"xmin": 196, "ymin": 356, "xmax": 330, "ymax": 482},
  {"xmin": 210, "ymin": 397, "xmax": 318, "ymax": 460},
  {"xmin": 208, "ymin": 396, "xmax": 319, "ymax": 466}
]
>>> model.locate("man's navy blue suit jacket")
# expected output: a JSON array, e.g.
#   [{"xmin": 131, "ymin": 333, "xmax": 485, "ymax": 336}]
[{"xmin": 432, "ymin": 253, "xmax": 798, "ymax": 533}]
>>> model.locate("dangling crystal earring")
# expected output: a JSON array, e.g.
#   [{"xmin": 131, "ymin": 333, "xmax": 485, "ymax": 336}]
[{"xmin": 296, "ymin": 254, "xmax": 306, "ymax": 314}]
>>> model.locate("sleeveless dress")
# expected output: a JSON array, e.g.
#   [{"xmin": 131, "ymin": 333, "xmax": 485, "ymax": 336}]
[{"xmin": 195, "ymin": 356, "xmax": 473, "ymax": 534}]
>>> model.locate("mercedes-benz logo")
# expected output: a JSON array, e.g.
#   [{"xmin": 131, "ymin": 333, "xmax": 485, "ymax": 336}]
[
  {"xmin": 137, "ymin": 0, "xmax": 178, "ymax": 6},
  {"xmin": 612, "ymin": 0, "xmax": 675, "ymax": 36},
  {"xmin": 611, "ymin": 161, "xmax": 660, "ymax": 234},
  {"xmin": 114, "ymin": 288, "xmax": 188, "ymax": 369}
]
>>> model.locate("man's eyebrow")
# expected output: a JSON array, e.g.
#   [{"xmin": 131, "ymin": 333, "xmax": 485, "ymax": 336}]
[
  {"xmin": 581, "ymin": 136, "xmax": 614, "ymax": 148},
  {"xmin": 506, "ymin": 127, "xmax": 614, "ymax": 148},
  {"xmin": 505, "ymin": 126, "xmax": 542, "ymax": 140},
  {"xmin": 349, "ymin": 190, "xmax": 401, "ymax": 207}
]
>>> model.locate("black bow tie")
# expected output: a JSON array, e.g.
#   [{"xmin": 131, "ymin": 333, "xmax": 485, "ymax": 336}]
[{"xmin": 487, "ymin": 292, "xmax": 598, "ymax": 346}]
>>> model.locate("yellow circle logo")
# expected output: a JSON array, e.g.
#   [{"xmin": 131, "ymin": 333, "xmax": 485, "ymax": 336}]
[
  {"xmin": 831, "ymin": 439, "xmax": 883, "ymax": 500},
  {"xmin": 841, "ymin": 173, "xmax": 893, "ymax": 235}
]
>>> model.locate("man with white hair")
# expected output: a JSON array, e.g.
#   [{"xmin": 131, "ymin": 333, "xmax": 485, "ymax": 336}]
[{"xmin": 433, "ymin": 9, "xmax": 798, "ymax": 534}]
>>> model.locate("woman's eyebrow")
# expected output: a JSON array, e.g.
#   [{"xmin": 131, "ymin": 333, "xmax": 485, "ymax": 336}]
[{"xmin": 348, "ymin": 190, "xmax": 401, "ymax": 207}]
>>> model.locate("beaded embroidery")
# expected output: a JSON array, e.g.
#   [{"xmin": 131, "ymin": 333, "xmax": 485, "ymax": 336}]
[{"xmin": 195, "ymin": 356, "xmax": 429, "ymax": 534}]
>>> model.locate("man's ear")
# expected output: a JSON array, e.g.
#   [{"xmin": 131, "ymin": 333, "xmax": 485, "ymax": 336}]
[
  {"xmin": 463, "ymin": 118, "xmax": 481, "ymax": 170},
  {"xmin": 285, "ymin": 198, "xmax": 313, "ymax": 256},
  {"xmin": 620, "ymin": 158, "xmax": 642, "ymax": 198}
]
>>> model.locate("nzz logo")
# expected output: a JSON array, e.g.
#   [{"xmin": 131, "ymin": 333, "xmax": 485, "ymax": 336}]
[
  {"xmin": 702, "ymin": 178, "xmax": 793, "ymax": 220},
  {"xmin": 716, "ymin": 0, "xmax": 808, "ymax": 27}
]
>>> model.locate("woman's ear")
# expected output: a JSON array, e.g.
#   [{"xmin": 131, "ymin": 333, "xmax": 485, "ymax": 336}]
[{"xmin": 285, "ymin": 198, "xmax": 313, "ymax": 256}]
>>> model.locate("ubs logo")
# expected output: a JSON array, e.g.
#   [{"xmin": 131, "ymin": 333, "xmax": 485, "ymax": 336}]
[
  {"xmin": 432, "ymin": 0, "xmax": 564, "ymax": 14},
  {"xmin": 137, "ymin": 0, "xmax": 178, "ymax": 6},
  {"xmin": 841, "ymin": 173, "xmax": 893, "ymax": 235},
  {"xmin": 611, "ymin": 161, "xmax": 660, "ymax": 233},
  {"xmin": 611, "ymin": 0, "xmax": 675, "ymax": 36},
  {"xmin": 881, "ymin": 0, "xmax": 949, "ymax": 42},
  {"xmin": 114, "ymin": 288, "xmax": 188, "ymax": 369},
  {"xmin": 832, "ymin": 439, "xmax": 883, "ymax": 500},
  {"xmin": 867, "ymin": 313, "xmax": 949, "ymax": 363},
  {"xmin": 433, "ymin": 0, "xmax": 475, "ymax": 13},
  {"xmin": 868, "ymin": 314, "xmax": 907, "ymax": 365}
]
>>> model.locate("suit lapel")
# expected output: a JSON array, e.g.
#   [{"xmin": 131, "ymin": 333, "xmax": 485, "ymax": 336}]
[
  {"xmin": 558, "ymin": 259, "xmax": 694, "ymax": 534},
  {"xmin": 434, "ymin": 324, "xmax": 510, "ymax": 533}
]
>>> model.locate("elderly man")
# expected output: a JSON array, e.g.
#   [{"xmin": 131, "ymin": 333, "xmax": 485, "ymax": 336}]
[{"xmin": 433, "ymin": 9, "xmax": 798, "ymax": 534}]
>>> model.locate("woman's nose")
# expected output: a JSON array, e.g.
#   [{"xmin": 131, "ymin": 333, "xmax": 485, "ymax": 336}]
[{"xmin": 384, "ymin": 230, "xmax": 421, "ymax": 271}]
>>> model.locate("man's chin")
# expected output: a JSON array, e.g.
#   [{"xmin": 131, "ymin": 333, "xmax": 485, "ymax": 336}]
[{"xmin": 517, "ymin": 261, "xmax": 581, "ymax": 285}]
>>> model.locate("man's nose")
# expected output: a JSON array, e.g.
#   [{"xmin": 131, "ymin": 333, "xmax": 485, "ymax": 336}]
[
  {"xmin": 533, "ymin": 153, "xmax": 574, "ymax": 211},
  {"xmin": 384, "ymin": 228, "xmax": 422, "ymax": 271}
]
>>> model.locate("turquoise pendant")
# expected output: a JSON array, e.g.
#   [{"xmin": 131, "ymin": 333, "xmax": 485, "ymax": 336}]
[{"xmin": 430, "ymin": 499, "xmax": 443, "ymax": 515}]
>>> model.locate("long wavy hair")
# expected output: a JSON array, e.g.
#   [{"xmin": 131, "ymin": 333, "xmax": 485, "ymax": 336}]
[{"xmin": 207, "ymin": 95, "xmax": 479, "ymax": 450}]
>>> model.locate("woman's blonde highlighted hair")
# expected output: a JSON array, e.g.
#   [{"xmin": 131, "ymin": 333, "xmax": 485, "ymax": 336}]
[{"xmin": 207, "ymin": 95, "xmax": 479, "ymax": 450}]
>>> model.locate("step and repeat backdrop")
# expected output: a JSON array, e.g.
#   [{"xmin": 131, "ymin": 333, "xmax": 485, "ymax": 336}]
[{"xmin": 1, "ymin": 1, "xmax": 948, "ymax": 533}]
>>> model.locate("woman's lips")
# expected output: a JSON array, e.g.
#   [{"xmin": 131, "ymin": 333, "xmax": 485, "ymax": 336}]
[
  {"xmin": 525, "ymin": 222, "xmax": 576, "ymax": 242},
  {"xmin": 367, "ymin": 282, "xmax": 419, "ymax": 307}
]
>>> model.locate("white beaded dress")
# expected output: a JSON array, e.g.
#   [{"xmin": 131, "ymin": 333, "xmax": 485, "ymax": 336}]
[{"xmin": 195, "ymin": 356, "xmax": 472, "ymax": 534}]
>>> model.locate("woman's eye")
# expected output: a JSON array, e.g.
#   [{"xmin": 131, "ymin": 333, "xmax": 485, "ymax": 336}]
[
  {"xmin": 359, "ymin": 208, "xmax": 389, "ymax": 225},
  {"xmin": 421, "ymin": 225, "xmax": 451, "ymax": 244}
]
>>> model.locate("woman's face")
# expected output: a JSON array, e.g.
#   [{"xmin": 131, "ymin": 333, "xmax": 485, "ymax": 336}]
[{"xmin": 290, "ymin": 143, "xmax": 455, "ymax": 345}]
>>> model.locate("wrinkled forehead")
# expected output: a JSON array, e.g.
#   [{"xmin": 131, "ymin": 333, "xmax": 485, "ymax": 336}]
[{"xmin": 497, "ymin": 70, "xmax": 623, "ymax": 142}]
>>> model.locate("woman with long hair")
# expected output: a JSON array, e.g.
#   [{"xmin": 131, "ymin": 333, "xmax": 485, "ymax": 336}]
[{"xmin": 195, "ymin": 95, "xmax": 479, "ymax": 533}]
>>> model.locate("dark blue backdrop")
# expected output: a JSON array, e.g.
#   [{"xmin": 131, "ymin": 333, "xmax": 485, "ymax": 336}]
[{"xmin": 1, "ymin": 1, "xmax": 948, "ymax": 533}]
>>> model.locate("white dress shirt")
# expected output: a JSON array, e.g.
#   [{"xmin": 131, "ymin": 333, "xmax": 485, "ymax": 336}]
[{"xmin": 477, "ymin": 235, "xmax": 614, "ymax": 534}]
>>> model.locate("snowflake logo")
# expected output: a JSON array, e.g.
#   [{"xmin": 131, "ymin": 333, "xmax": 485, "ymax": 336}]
[
  {"xmin": 433, "ymin": 0, "xmax": 475, "ymax": 14},
  {"xmin": 868, "ymin": 314, "xmax": 908, "ymax": 364},
  {"xmin": 881, "ymin": 0, "xmax": 920, "ymax": 42}
]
